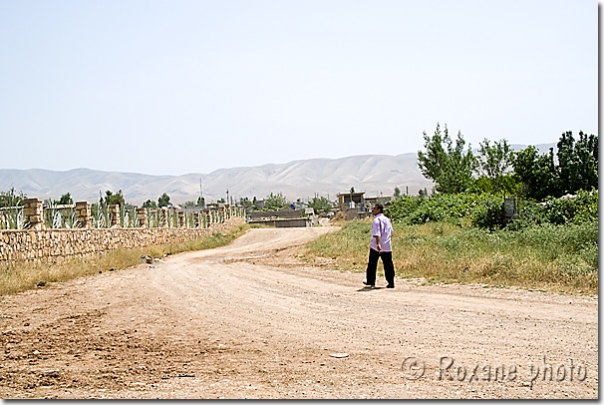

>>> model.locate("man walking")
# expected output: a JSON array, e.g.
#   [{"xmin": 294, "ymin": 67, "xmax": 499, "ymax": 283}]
[{"xmin": 363, "ymin": 203, "xmax": 395, "ymax": 288}]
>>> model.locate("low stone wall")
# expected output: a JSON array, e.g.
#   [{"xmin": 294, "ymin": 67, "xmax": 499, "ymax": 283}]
[
  {"xmin": 247, "ymin": 218, "xmax": 311, "ymax": 228},
  {"xmin": 249, "ymin": 210, "xmax": 302, "ymax": 220},
  {"xmin": 0, "ymin": 217, "xmax": 245, "ymax": 266}
]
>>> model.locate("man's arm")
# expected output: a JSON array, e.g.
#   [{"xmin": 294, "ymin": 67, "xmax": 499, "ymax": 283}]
[{"xmin": 374, "ymin": 235, "xmax": 381, "ymax": 252}]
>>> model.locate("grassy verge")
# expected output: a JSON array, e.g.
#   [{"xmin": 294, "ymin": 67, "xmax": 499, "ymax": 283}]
[
  {"xmin": 300, "ymin": 220, "xmax": 598, "ymax": 295},
  {"xmin": 0, "ymin": 224, "xmax": 249, "ymax": 297}
]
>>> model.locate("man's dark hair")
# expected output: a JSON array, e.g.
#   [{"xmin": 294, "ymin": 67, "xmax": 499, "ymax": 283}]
[{"xmin": 374, "ymin": 203, "xmax": 384, "ymax": 213}]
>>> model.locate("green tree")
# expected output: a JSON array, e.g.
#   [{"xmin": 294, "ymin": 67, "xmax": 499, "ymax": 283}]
[
  {"xmin": 103, "ymin": 190, "xmax": 125, "ymax": 207},
  {"xmin": 197, "ymin": 196, "xmax": 205, "ymax": 206},
  {"xmin": 557, "ymin": 130, "xmax": 598, "ymax": 195},
  {"xmin": 513, "ymin": 131, "xmax": 598, "ymax": 201},
  {"xmin": 56, "ymin": 192, "xmax": 73, "ymax": 205},
  {"xmin": 158, "ymin": 193, "xmax": 171, "ymax": 208},
  {"xmin": 142, "ymin": 199, "xmax": 157, "ymax": 209},
  {"xmin": 417, "ymin": 123, "xmax": 478, "ymax": 193},
  {"xmin": 264, "ymin": 192, "xmax": 288, "ymax": 211},
  {"xmin": 239, "ymin": 197, "xmax": 253, "ymax": 209},
  {"xmin": 393, "ymin": 186, "xmax": 401, "ymax": 198},
  {"xmin": 513, "ymin": 145, "xmax": 559, "ymax": 200},
  {"xmin": 477, "ymin": 139, "xmax": 516, "ymax": 193},
  {"xmin": 308, "ymin": 196, "xmax": 333, "ymax": 214}
]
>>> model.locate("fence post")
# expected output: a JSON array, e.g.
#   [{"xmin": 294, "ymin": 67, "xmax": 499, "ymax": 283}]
[
  {"xmin": 109, "ymin": 204, "xmax": 120, "ymax": 228},
  {"xmin": 137, "ymin": 208, "xmax": 148, "ymax": 228},
  {"xmin": 23, "ymin": 198, "xmax": 44, "ymax": 230},
  {"xmin": 194, "ymin": 212, "xmax": 200, "ymax": 228},
  {"xmin": 160, "ymin": 207, "xmax": 168, "ymax": 228},
  {"xmin": 178, "ymin": 211, "xmax": 185, "ymax": 228},
  {"xmin": 75, "ymin": 201, "xmax": 91, "ymax": 228}
]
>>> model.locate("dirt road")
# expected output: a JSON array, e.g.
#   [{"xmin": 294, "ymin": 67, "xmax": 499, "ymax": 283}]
[{"xmin": 0, "ymin": 227, "xmax": 598, "ymax": 399}]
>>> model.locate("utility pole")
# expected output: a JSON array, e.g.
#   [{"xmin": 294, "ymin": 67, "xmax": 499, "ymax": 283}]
[{"xmin": 226, "ymin": 189, "xmax": 229, "ymax": 205}]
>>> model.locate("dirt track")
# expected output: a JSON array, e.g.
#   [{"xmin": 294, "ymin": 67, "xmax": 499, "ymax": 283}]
[{"xmin": 0, "ymin": 226, "xmax": 598, "ymax": 399}]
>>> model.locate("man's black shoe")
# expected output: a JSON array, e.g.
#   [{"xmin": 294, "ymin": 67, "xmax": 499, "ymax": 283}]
[
  {"xmin": 386, "ymin": 284, "xmax": 395, "ymax": 289},
  {"xmin": 363, "ymin": 281, "xmax": 375, "ymax": 288}
]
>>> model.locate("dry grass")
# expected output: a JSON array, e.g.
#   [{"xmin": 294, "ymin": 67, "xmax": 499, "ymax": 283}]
[
  {"xmin": 0, "ymin": 225, "xmax": 249, "ymax": 297},
  {"xmin": 301, "ymin": 220, "xmax": 598, "ymax": 295}
]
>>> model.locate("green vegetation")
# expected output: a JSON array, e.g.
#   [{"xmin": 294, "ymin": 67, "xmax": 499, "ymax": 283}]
[
  {"xmin": 102, "ymin": 189, "xmax": 125, "ymax": 207},
  {"xmin": 56, "ymin": 192, "xmax": 73, "ymax": 205},
  {"xmin": 301, "ymin": 219, "xmax": 597, "ymax": 294},
  {"xmin": 158, "ymin": 192, "xmax": 171, "ymax": 208},
  {"xmin": 308, "ymin": 196, "xmax": 333, "ymax": 214},
  {"xmin": 0, "ymin": 224, "xmax": 249, "ymax": 297},
  {"xmin": 417, "ymin": 123, "xmax": 478, "ymax": 194},
  {"xmin": 263, "ymin": 192, "xmax": 289, "ymax": 211},
  {"xmin": 302, "ymin": 127, "xmax": 598, "ymax": 295},
  {"xmin": 0, "ymin": 187, "xmax": 26, "ymax": 207}
]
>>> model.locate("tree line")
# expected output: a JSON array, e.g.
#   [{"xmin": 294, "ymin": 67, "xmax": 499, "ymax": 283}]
[{"xmin": 417, "ymin": 123, "xmax": 598, "ymax": 200}]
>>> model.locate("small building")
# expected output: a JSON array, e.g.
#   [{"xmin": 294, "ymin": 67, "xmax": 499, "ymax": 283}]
[
  {"xmin": 364, "ymin": 195, "xmax": 393, "ymax": 210},
  {"xmin": 336, "ymin": 192, "xmax": 366, "ymax": 212}
]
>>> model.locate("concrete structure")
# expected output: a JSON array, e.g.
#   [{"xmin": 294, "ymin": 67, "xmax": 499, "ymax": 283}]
[
  {"xmin": 23, "ymin": 198, "xmax": 44, "ymax": 230},
  {"xmin": 336, "ymin": 192, "xmax": 366, "ymax": 212}
]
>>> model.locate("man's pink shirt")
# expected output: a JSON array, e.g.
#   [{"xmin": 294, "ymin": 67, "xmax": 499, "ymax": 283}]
[{"xmin": 370, "ymin": 213, "xmax": 393, "ymax": 252}]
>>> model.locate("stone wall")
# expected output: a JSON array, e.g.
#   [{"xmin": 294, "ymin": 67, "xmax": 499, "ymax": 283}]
[
  {"xmin": 0, "ymin": 217, "xmax": 245, "ymax": 266},
  {"xmin": 247, "ymin": 218, "xmax": 311, "ymax": 228}
]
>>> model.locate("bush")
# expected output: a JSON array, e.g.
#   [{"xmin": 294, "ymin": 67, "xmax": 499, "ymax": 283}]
[{"xmin": 472, "ymin": 198, "xmax": 504, "ymax": 230}]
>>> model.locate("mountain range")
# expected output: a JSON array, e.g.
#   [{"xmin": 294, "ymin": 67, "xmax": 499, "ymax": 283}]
[{"xmin": 0, "ymin": 144, "xmax": 555, "ymax": 206}]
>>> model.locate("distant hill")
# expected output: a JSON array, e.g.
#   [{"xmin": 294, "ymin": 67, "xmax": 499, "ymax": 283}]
[{"xmin": 0, "ymin": 143, "xmax": 555, "ymax": 205}]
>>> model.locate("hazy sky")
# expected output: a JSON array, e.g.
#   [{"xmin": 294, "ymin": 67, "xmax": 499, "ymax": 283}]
[{"xmin": 0, "ymin": 0, "xmax": 598, "ymax": 176}]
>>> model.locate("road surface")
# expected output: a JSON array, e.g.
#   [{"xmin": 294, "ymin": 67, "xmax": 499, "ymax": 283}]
[{"xmin": 0, "ymin": 227, "xmax": 598, "ymax": 399}]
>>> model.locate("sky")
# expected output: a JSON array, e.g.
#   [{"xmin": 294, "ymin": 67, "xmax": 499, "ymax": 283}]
[{"xmin": 0, "ymin": 0, "xmax": 598, "ymax": 176}]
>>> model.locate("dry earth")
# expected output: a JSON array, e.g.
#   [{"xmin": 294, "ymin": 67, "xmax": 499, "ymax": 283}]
[{"xmin": 0, "ymin": 226, "xmax": 598, "ymax": 399}]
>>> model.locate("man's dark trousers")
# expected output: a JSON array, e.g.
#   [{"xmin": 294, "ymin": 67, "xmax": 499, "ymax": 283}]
[{"xmin": 366, "ymin": 248, "xmax": 395, "ymax": 286}]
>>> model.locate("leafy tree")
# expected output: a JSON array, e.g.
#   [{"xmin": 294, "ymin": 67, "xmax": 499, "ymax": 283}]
[
  {"xmin": 557, "ymin": 131, "xmax": 598, "ymax": 195},
  {"xmin": 56, "ymin": 192, "xmax": 73, "ymax": 205},
  {"xmin": 197, "ymin": 196, "xmax": 205, "ymax": 206},
  {"xmin": 393, "ymin": 187, "xmax": 401, "ymax": 198},
  {"xmin": 102, "ymin": 190, "xmax": 125, "ymax": 207},
  {"xmin": 142, "ymin": 199, "xmax": 157, "ymax": 209},
  {"xmin": 350, "ymin": 187, "xmax": 355, "ymax": 194},
  {"xmin": 158, "ymin": 193, "xmax": 171, "ymax": 208},
  {"xmin": 239, "ymin": 197, "xmax": 253, "ymax": 209},
  {"xmin": 512, "ymin": 145, "xmax": 557, "ymax": 200},
  {"xmin": 264, "ymin": 192, "xmax": 288, "ymax": 211},
  {"xmin": 513, "ymin": 130, "xmax": 598, "ymax": 201},
  {"xmin": 0, "ymin": 187, "xmax": 26, "ymax": 207},
  {"xmin": 417, "ymin": 123, "xmax": 478, "ymax": 193},
  {"xmin": 308, "ymin": 196, "xmax": 333, "ymax": 214},
  {"xmin": 183, "ymin": 200, "xmax": 196, "ymax": 207},
  {"xmin": 477, "ymin": 139, "xmax": 516, "ymax": 193}
]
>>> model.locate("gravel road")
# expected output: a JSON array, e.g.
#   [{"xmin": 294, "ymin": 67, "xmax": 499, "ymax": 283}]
[{"xmin": 0, "ymin": 226, "xmax": 598, "ymax": 399}]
